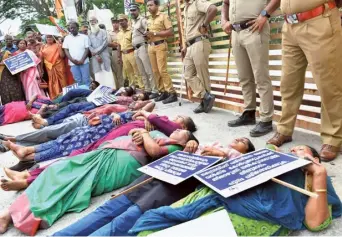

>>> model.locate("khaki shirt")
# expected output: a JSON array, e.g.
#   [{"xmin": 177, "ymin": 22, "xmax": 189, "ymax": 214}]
[
  {"xmin": 117, "ymin": 28, "xmax": 134, "ymax": 51},
  {"xmin": 147, "ymin": 12, "xmax": 172, "ymax": 42},
  {"xmin": 281, "ymin": 0, "xmax": 331, "ymax": 14},
  {"xmin": 132, "ymin": 16, "xmax": 148, "ymax": 46},
  {"xmin": 229, "ymin": 0, "xmax": 268, "ymax": 23},
  {"xmin": 184, "ymin": 0, "xmax": 213, "ymax": 41}
]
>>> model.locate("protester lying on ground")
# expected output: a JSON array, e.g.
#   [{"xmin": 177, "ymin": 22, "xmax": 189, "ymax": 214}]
[
  {"xmin": 69, "ymin": 112, "xmax": 197, "ymax": 156},
  {"xmin": 30, "ymin": 92, "xmax": 151, "ymax": 129},
  {"xmin": 1, "ymin": 110, "xmax": 195, "ymax": 184},
  {"xmin": 52, "ymin": 137, "xmax": 255, "ymax": 236},
  {"xmin": 0, "ymin": 94, "xmax": 52, "ymax": 129},
  {"xmin": 0, "ymin": 129, "xmax": 197, "ymax": 235},
  {"xmin": 127, "ymin": 145, "xmax": 342, "ymax": 237}
]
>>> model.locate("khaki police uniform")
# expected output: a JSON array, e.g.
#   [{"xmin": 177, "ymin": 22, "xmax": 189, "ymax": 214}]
[
  {"xmin": 117, "ymin": 28, "xmax": 145, "ymax": 89},
  {"xmin": 229, "ymin": 0, "xmax": 274, "ymax": 122},
  {"xmin": 147, "ymin": 12, "xmax": 175, "ymax": 93},
  {"xmin": 108, "ymin": 30, "xmax": 124, "ymax": 88},
  {"xmin": 277, "ymin": 0, "xmax": 342, "ymax": 147},
  {"xmin": 184, "ymin": 0, "xmax": 213, "ymax": 98},
  {"xmin": 132, "ymin": 16, "xmax": 156, "ymax": 92}
]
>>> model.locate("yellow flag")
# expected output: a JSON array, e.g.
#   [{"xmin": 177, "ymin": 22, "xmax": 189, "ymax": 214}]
[{"xmin": 55, "ymin": 0, "xmax": 64, "ymax": 19}]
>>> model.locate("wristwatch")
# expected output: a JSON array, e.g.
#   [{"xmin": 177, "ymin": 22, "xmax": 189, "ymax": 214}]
[{"xmin": 261, "ymin": 10, "xmax": 271, "ymax": 18}]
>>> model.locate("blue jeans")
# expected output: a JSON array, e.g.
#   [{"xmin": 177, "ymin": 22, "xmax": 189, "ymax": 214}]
[
  {"xmin": 46, "ymin": 102, "xmax": 96, "ymax": 125},
  {"xmin": 71, "ymin": 63, "xmax": 91, "ymax": 86},
  {"xmin": 53, "ymin": 195, "xmax": 143, "ymax": 236}
]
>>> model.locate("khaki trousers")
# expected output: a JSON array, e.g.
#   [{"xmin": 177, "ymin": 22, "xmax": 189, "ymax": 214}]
[
  {"xmin": 232, "ymin": 23, "xmax": 274, "ymax": 122},
  {"xmin": 111, "ymin": 50, "xmax": 124, "ymax": 88},
  {"xmin": 184, "ymin": 39, "xmax": 211, "ymax": 98},
  {"xmin": 122, "ymin": 51, "xmax": 144, "ymax": 89},
  {"xmin": 148, "ymin": 42, "xmax": 175, "ymax": 93},
  {"xmin": 277, "ymin": 8, "xmax": 342, "ymax": 147},
  {"xmin": 135, "ymin": 44, "xmax": 156, "ymax": 92}
]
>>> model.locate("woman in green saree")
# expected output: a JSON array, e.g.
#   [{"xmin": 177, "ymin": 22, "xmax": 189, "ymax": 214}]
[{"xmin": 0, "ymin": 128, "xmax": 196, "ymax": 236}]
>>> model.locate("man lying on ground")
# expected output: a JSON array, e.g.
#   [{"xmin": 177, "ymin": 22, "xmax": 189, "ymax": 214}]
[
  {"xmin": 0, "ymin": 128, "xmax": 197, "ymax": 235},
  {"xmin": 52, "ymin": 137, "xmax": 255, "ymax": 236},
  {"xmin": 128, "ymin": 145, "xmax": 342, "ymax": 237}
]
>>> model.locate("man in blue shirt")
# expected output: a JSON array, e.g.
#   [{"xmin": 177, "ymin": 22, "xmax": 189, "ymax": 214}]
[{"xmin": 2, "ymin": 35, "xmax": 18, "ymax": 53}]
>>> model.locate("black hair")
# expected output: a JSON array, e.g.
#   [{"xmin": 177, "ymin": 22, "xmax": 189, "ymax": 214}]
[
  {"xmin": 69, "ymin": 21, "xmax": 79, "ymax": 28},
  {"xmin": 124, "ymin": 87, "xmax": 134, "ymax": 97},
  {"xmin": 184, "ymin": 117, "xmax": 197, "ymax": 133},
  {"xmin": 146, "ymin": 0, "xmax": 160, "ymax": 6},
  {"xmin": 306, "ymin": 145, "xmax": 321, "ymax": 163},
  {"xmin": 187, "ymin": 132, "xmax": 199, "ymax": 144},
  {"xmin": 90, "ymin": 80, "xmax": 100, "ymax": 87},
  {"xmin": 18, "ymin": 39, "xmax": 28, "ymax": 46},
  {"xmin": 99, "ymin": 24, "xmax": 106, "ymax": 29},
  {"xmin": 245, "ymin": 138, "xmax": 255, "ymax": 153},
  {"xmin": 142, "ymin": 92, "xmax": 149, "ymax": 101}
]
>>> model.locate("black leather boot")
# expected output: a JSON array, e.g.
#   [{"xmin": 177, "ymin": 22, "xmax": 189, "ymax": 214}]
[
  {"xmin": 149, "ymin": 93, "xmax": 160, "ymax": 99},
  {"xmin": 193, "ymin": 101, "xmax": 205, "ymax": 113},
  {"xmin": 154, "ymin": 92, "xmax": 169, "ymax": 102},
  {"xmin": 250, "ymin": 121, "xmax": 273, "ymax": 137},
  {"xmin": 162, "ymin": 93, "xmax": 178, "ymax": 104},
  {"xmin": 203, "ymin": 92, "xmax": 215, "ymax": 113},
  {"xmin": 227, "ymin": 110, "xmax": 256, "ymax": 127}
]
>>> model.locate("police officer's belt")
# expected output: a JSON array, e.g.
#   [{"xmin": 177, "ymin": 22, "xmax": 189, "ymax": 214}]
[
  {"xmin": 122, "ymin": 48, "xmax": 135, "ymax": 54},
  {"xmin": 134, "ymin": 42, "xmax": 147, "ymax": 50},
  {"xmin": 149, "ymin": 40, "xmax": 165, "ymax": 46},
  {"xmin": 186, "ymin": 35, "xmax": 209, "ymax": 47},
  {"xmin": 232, "ymin": 20, "xmax": 252, "ymax": 32}
]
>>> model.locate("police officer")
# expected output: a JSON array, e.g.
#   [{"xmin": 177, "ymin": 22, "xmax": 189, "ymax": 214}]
[
  {"xmin": 130, "ymin": 3, "xmax": 158, "ymax": 98},
  {"xmin": 221, "ymin": 0, "xmax": 279, "ymax": 137},
  {"xmin": 183, "ymin": 0, "xmax": 217, "ymax": 113},
  {"xmin": 145, "ymin": 0, "xmax": 177, "ymax": 104},
  {"xmin": 268, "ymin": 0, "xmax": 342, "ymax": 161},
  {"xmin": 117, "ymin": 14, "xmax": 145, "ymax": 89},
  {"xmin": 108, "ymin": 18, "xmax": 125, "ymax": 88}
]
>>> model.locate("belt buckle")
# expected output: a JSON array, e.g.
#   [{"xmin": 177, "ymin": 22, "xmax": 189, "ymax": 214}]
[
  {"xmin": 286, "ymin": 14, "xmax": 299, "ymax": 24},
  {"xmin": 232, "ymin": 23, "xmax": 242, "ymax": 32}
]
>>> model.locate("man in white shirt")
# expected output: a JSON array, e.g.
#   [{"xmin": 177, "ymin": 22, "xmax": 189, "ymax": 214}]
[{"xmin": 63, "ymin": 21, "xmax": 91, "ymax": 86}]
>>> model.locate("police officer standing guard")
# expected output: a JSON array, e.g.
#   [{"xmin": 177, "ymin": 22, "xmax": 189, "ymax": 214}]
[
  {"xmin": 108, "ymin": 18, "xmax": 124, "ymax": 88},
  {"xmin": 117, "ymin": 14, "xmax": 145, "ymax": 89},
  {"xmin": 129, "ymin": 3, "xmax": 159, "ymax": 98},
  {"xmin": 221, "ymin": 0, "xmax": 279, "ymax": 137},
  {"xmin": 145, "ymin": 0, "xmax": 178, "ymax": 104},
  {"xmin": 183, "ymin": 0, "xmax": 217, "ymax": 113}
]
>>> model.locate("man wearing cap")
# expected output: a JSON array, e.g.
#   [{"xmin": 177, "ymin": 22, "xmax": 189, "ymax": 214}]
[
  {"xmin": 221, "ymin": 0, "xmax": 279, "ymax": 137},
  {"xmin": 108, "ymin": 18, "xmax": 124, "ymax": 88},
  {"xmin": 182, "ymin": 0, "xmax": 217, "ymax": 113},
  {"xmin": 145, "ymin": 0, "xmax": 177, "ymax": 104},
  {"xmin": 130, "ymin": 3, "xmax": 159, "ymax": 99},
  {"xmin": 117, "ymin": 14, "xmax": 145, "ymax": 89},
  {"xmin": 89, "ymin": 16, "xmax": 116, "ymax": 88},
  {"xmin": 268, "ymin": 0, "xmax": 342, "ymax": 162}
]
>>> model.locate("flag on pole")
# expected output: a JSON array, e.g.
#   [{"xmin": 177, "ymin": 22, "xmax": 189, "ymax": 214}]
[
  {"xmin": 49, "ymin": 16, "xmax": 68, "ymax": 35},
  {"xmin": 124, "ymin": 0, "xmax": 131, "ymax": 10},
  {"xmin": 55, "ymin": 0, "xmax": 64, "ymax": 18},
  {"xmin": 136, "ymin": 0, "xmax": 145, "ymax": 3}
]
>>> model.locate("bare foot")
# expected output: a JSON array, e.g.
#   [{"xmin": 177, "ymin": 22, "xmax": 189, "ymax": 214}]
[
  {"xmin": 7, "ymin": 142, "xmax": 31, "ymax": 160},
  {"xmin": 32, "ymin": 122, "xmax": 44, "ymax": 129},
  {"xmin": 1, "ymin": 179, "xmax": 28, "ymax": 191},
  {"xmin": 4, "ymin": 168, "xmax": 29, "ymax": 181},
  {"xmin": 0, "ymin": 210, "xmax": 12, "ymax": 234},
  {"xmin": 32, "ymin": 114, "xmax": 47, "ymax": 125}
]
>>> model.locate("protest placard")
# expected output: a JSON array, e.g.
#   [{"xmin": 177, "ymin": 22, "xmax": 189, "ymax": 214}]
[
  {"xmin": 86, "ymin": 85, "xmax": 113, "ymax": 102},
  {"xmin": 4, "ymin": 51, "xmax": 35, "ymax": 75},
  {"xmin": 195, "ymin": 148, "xmax": 311, "ymax": 198},
  {"xmin": 138, "ymin": 151, "xmax": 221, "ymax": 185},
  {"xmin": 36, "ymin": 24, "xmax": 62, "ymax": 36},
  {"xmin": 150, "ymin": 210, "xmax": 237, "ymax": 237},
  {"xmin": 92, "ymin": 94, "xmax": 118, "ymax": 106},
  {"xmin": 62, "ymin": 83, "xmax": 80, "ymax": 95}
]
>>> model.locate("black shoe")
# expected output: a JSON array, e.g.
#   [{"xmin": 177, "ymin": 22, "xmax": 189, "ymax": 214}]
[
  {"xmin": 162, "ymin": 93, "xmax": 178, "ymax": 104},
  {"xmin": 9, "ymin": 160, "xmax": 38, "ymax": 172},
  {"xmin": 0, "ymin": 143, "xmax": 9, "ymax": 153},
  {"xmin": 250, "ymin": 121, "xmax": 273, "ymax": 137},
  {"xmin": 193, "ymin": 102, "xmax": 205, "ymax": 113},
  {"xmin": 203, "ymin": 92, "xmax": 215, "ymax": 113},
  {"xmin": 228, "ymin": 110, "xmax": 256, "ymax": 127},
  {"xmin": 0, "ymin": 133, "xmax": 12, "ymax": 140},
  {"xmin": 155, "ymin": 92, "xmax": 169, "ymax": 102},
  {"xmin": 149, "ymin": 93, "xmax": 160, "ymax": 100}
]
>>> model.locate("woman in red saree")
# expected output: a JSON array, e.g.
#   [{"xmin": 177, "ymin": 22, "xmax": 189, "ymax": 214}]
[{"xmin": 41, "ymin": 35, "xmax": 68, "ymax": 99}]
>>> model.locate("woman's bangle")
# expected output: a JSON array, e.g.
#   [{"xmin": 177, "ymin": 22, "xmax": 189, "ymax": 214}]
[{"xmin": 314, "ymin": 189, "xmax": 327, "ymax": 193}]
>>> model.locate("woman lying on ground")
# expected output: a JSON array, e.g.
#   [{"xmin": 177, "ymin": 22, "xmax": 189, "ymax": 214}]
[
  {"xmin": 127, "ymin": 145, "xmax": 342, "ymax": 236},
  {"xmin": 30, "ymin": 90, "xmax": 151, "ymax": 129},
  {"xmin": 52, "ymin": 137, "xmax": 255, "ymax": 236},
  {"xmin": 1, "ymin": 110, "xmax": 196, "ymax": 190},
  {"xmin": 0, "ymin": 128, "xmax": 197, "ymax": 235}
]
